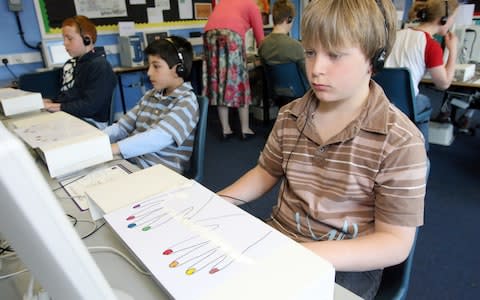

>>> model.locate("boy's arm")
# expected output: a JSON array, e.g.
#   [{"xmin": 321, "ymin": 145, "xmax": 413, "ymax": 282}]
[
  {"xmin": 218, "ymin": 165, "xmax": 279, "ymax": 205},
  {"xmin": 302, "ymin": 221, "xmax": 416, "ymax": 272},
  {"xmin": 116, "ymin": 129, "xmax": 174, "ymax": 159}
]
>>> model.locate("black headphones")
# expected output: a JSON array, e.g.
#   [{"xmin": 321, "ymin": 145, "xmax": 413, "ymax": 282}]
[
  {"xmin": 372, "ymin": 0, "xmax": 388, "ymax": 73},
  {"xmin": 73, "ymin": 16, "xmax": 91, "ymax": 46},
  {"xmin": 287, "ymin": 16, "xmax": 293, "ymax": 24},
  {"xmin": 440, "ymin": 0, "xmax": 449, "ymax": 25},
  {"xmin": 164, "ymin": 37, "xmax": 186, "ymax": 78}
]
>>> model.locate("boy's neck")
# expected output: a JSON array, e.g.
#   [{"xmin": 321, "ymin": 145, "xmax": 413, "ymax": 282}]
[{"xmin": 163, "ymin": 79, "xmax": 184, "ymax": 96}]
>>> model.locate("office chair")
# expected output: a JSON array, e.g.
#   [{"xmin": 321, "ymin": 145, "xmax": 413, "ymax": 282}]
[
  {"xmin": 108, "ymin": 85, "xmax": 118, "ymax": 125},
  {"xmin": 372, "ymin": 67, "xmax": 432, "ymax": 149},
  {"xmin": 375, "ymin": 227, "xmax": 419, "ymax": 300},
  {"xmin": 263, "ymin": 61, "xmax": 309, "ymax": 108},
  {"xmin": 183, "ymin": 95, "xmax": 208, "ymax": 183},
  {"xmin": 372, "ymin": 67, "xmax": 431, "ymax": 125},
  {"xmin": 18, "ymin": 68, "xmax": 62, "ymax": 99}
]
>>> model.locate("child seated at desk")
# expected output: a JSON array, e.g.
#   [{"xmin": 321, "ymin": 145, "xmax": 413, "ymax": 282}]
[
  {"xmin": 43, "ymin": 15, "xmax": 117, "ymax": 129},
  {"xmin": 218, "ymin": 0, "xmax": 427, "ymax": 299},
  {"xmin": 104, "ymin": 36, "xmax": 199, "ymax": 174}
]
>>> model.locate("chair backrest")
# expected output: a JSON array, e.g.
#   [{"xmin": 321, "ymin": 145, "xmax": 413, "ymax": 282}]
[
  {"xmin": 375, "ymin": 228, "xmax": 419, "ymax": 300},
  {"xmin": 183, "ymin": 95, "xmax": 208, "ymax": 183},
  {"xmin": 263, "ymin": 61, "xmax": 309, "ymax": 106},
  {"xmin": 372, "ymin": 67, "xmax": 417, "ymax": 122},
  {"xmin": 18, "ymin": 68, "xmax": 62, "ymax": 99},
  {"xmin": 108, "ymin": 85, "xmax": 118, "ymax": 125}
]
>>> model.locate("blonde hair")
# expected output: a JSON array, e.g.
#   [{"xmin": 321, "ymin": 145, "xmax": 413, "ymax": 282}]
[
  {"xmin": 301, "ymin": 0, "xmax": 397, "ymax": 62},
  {"xmin": 408, "ymin": 0, "xmax": 459, "ymax": 23}
]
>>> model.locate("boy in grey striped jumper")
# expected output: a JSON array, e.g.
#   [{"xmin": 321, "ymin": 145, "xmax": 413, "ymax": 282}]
[{"xmin": 104, "ymin": 36, "xmax": 199, "ymax": 174}]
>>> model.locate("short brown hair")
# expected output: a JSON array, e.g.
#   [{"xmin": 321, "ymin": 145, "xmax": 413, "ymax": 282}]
[
  {"xmin": 272, "ymin": 0, "xmax": 296, "ymax": 25},
  {"xmin": 408, "ymin": 0, "xmax": 459, "ymax": 23},
  {"xmin": 62, "ymin": 15, "xmax": 97, "ymax": 44},
  {"xmin": 301, "ymin": 0, "xmax": 397, "ymax": 64}
]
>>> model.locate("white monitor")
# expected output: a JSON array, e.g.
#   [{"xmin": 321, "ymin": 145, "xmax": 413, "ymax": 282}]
[
  {"xmin": 41, "ymin": 39, "xmax": 71, "ymax": 68},
  {"xmin": 0, "ymin": 122, "xmax": 117, "ymax": 299}
]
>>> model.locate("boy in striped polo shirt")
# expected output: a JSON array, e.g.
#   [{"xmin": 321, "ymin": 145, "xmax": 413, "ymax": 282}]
[
  {"xmin": 219, "ymin": 1, "xmax": 428, "ymax": 299},
  {"xmin": 104, "ymin": 36, "xmax": 199, "ymax": 174}
]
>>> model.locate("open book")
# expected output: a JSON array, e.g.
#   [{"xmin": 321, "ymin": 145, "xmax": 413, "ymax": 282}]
[
  {"xmin": 0, "ymin": 88, "xmax": 44, "ymax": 116},
  {"xmin": 87, "ymin": 164, "xmax": 335, "ymax": 299},
  {"xmin": 11, "ymin": 111, "xmax": 113, "ymax": 178}
]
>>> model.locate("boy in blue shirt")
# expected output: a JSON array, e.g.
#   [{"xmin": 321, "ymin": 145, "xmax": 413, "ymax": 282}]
[{"xmin": 104, "ymin": 36, "xmax": 199, "ymax": 173}]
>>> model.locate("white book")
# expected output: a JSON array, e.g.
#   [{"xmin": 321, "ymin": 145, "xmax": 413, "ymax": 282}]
[
  {"xmin": 11, "ymin": 111, "xmax": 113, "ymax": 178},
  {"xmin": 85, "ymin": 163, "xmax": 191, "ymax": 220},
  {"xmin": 0, "ymin": 88, "xmax": 44, "ymax": 116},
  {"xmin": 97, "ymin": 165, "xmax": 335, "ymax": 299}
]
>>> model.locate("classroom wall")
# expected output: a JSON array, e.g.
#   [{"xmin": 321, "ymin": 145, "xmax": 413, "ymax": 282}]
[{"xmin": 0, "ymin": 0, "xmax": 301, "ymax": 112}]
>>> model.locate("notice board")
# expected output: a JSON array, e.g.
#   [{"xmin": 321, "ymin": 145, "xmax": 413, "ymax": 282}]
[{"xmin": 36, "ymin": 0, "xmax": 213, "ymax": 35}]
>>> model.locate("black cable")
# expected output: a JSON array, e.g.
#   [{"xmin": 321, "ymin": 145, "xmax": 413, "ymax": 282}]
[
  {"xmin": 2, "ymin": 58, "xmax": 18, "ymax": 81},
  {"xmin": 82, "ymin": 221, "xmax": 106, "ymax": 239},
  {"xmin": 14, "ymin": 11, "xmax": 40, "ymax": 50}
]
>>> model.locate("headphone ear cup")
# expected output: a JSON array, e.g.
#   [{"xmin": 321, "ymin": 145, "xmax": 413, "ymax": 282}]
[
  {"xmin": 176, "ymin": 63, "xmax": 186, "ymax": 78},
  {"xmin": 440, "ymin": 16, "xmax": 448, "ymax": 26},
  {"xmin": 83, "ymin": 36, "xmax": 91, "ymax": 46},
  {"xmin": 417, "ymin": 9, "xmax": 427, "ymax": 21},
  {"xmin": 287, "ymin": 16, "xmax": 293, "ymax": 24},
  {"xmin": 372, "ymin": 48, "xmax": 386, "ymax": 74}
]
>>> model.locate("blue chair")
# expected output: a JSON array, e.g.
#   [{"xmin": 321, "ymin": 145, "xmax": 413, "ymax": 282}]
[
  {"xmin": 372, "ymin": 67, "xmax": 432, "ymax": 150},
  {"xmin": 183, "ymin": 95, "xmax": 208, "ymax": 183},
  {"xmin": 18, "ymin": 68, "xmax": 62, "ymax": 99},
  {"xmin": 372, "ymin": 67, "xmax": 431, "ymax": 126},
  {"xmin": 263, "ymin": 61, "xmax": 309, "ymax": 108},
  {"xmin": 375, "ymin": 228, "xmax": 419, "ymax": 300}
]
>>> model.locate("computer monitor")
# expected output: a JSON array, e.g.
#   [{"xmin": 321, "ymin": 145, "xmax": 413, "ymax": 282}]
[
  {"xmin": 0, "ymin": 122, "xmax": 118, "ymax": 300},
  {"xmin": 41, "ymin": 39, "xmax": 71, "ymax": 68}
]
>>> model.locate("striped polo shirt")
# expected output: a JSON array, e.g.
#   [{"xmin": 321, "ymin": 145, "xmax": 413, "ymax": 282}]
[
  {"xmin": 115, "ymin": 82, "xmax": 198, "ymax": 173},
  {"xmin": 259, "ymin": 81, "xmax": 427, "ymax": 242}
]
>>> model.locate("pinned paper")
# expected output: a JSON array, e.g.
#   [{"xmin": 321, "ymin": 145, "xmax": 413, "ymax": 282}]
[{"xmin": 118, "ymin": 21, "xmax": 136, "ymax": 37}]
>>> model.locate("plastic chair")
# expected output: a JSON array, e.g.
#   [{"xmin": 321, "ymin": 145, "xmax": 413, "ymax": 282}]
[
  {"xmin": 372, "ymin": 67, "xmax": 431, "ymax": 125},
  {"xmin": 263, "ymin": 61, "xmax": 309, "ymax": 108},
  {"xmin": 375, "ymin": 228, "xmax": 419, "ymax": 300},
  {"xmin": 18, "ymin": 68, "xmax": 62, "ymax": 99},
  {"xmin": 108, "ymin": 85, "xmax": 118, "ymax": 125},
  {"xmin": 183, "ymin": 95, "xmax": 208, "ymax": 183}
]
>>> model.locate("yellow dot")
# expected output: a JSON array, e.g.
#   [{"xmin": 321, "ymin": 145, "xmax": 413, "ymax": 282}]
[{"xmin": 186, "ymin": 268, "xmax": 196, "ymax": 275}]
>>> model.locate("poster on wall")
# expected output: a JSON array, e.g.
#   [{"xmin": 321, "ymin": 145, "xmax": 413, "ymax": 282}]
[{"xmin": 73, "ymin": 0, "xmax": 128, "ymax": 18}]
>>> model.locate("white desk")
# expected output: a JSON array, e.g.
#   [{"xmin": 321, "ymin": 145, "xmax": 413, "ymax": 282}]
[{"xmin": 0, "ymin": 115, "xmax": 363, "ymax": 300}]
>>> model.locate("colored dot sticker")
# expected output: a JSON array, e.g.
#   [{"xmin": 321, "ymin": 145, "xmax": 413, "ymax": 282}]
[
  {"xmin": 127, "ymin": 223, "xmax": 137, "ymax": 228},
  {"xmin": 169, "ymin": 261, "xmax": 179, "ymax": 268},
  {"xmin": 126, "ymin": 215, "xmax": 135, "ymax": 221},
  {"xmin": 186, "ymin": 268, "xmax": 196, "ymax": 275},
  {"xmin": 142, "ymin": 226, "xmax": 151, "ymax": 231},
  {"xmin": 163, "ymin": 249, "xmax": 173, "ymax": 255},
  {"xmin": 209, "ymin": 268, "xmax": 219, "ymax": 274}
]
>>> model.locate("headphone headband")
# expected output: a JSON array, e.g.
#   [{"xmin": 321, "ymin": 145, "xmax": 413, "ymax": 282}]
[
  {"xmin": 164, "ymin": 37, "xmax": 186, "ymax": 78},
  {"xmin": 440, "ymin": 0, "xmax": 449, "ymax": 25},
  {"xmin": 372, "ymin": 0, "xmax": 388, "ymax": 73},
  {"xmin": 72, "ymin": 16, "xmax": 91, "ymax": 46}
]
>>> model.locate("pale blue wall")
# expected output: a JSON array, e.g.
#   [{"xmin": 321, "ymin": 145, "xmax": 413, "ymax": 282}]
[{"xmin": 0, "ymin": 0, "xmax": 302, "ymax": 112}]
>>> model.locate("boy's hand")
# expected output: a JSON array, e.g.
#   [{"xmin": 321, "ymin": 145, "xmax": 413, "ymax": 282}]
[
  {"xmin": 444, "ymin": 31, "xmax": 458, "ymax": 54},
  {"xmin": 111, "ymin": 143, "xmax": 120, "ymax": 156},
  {"xmin": 43, "ymin": 99, "xmax": 61, "ymax": 112}
]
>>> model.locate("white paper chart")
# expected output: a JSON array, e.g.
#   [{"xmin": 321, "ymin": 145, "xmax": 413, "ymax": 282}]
[{"xmin": 105, "ymin": 182, "xmax": 334, "ymax": 300}]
